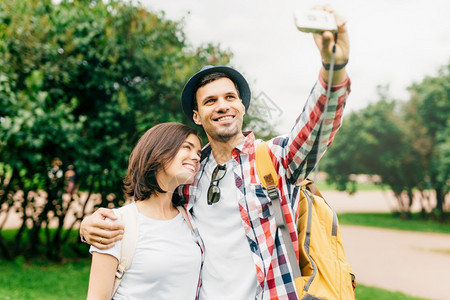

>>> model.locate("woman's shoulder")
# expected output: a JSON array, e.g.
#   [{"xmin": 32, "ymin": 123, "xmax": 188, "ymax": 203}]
[{"xmin": 114, "ymin": 202, "xmax": 137, "ymax": 219}]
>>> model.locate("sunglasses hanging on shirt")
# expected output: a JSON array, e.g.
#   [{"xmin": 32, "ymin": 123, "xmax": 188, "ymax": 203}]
[{"xmin": 207, "ymin": 164, "xmax": 227, "ymax": 205}]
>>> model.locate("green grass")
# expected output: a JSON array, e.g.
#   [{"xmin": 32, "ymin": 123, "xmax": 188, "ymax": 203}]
[
  {"xmin": 0, "ymin": 258, "xmax": 90, "ymax": 300},
  {"xmin": 315, "ymin": 180, "xmax": 388, "ymax": 192},
  {"xmin": 355, "ymin": 284, "xmax": 428, "ymax": 300},
  {"xmin": 338, "ymin": 212, "xmax": 450, "ymax": 234},
  {"xmin": 0, "ymin": 258, "xmax": 429, "ymax": 300}
]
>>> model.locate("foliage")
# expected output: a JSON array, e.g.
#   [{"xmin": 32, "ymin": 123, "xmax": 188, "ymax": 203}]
[
  {"xmin": 0, "ymin": 0, "xmax": 274, "ymax": 261},
  {"xmin": 322, "ymin": 63, "xmax": 449, "ymax": 218},
  {"xmin": 408, "ymin": 63, "xmax": 450, "ymax": 213},
  {"xmin": 322, "ymin": 93, "xmax": 418, "ymax": 196}
]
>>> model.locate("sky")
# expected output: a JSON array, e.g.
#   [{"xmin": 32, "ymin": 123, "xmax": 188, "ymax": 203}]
[{"xmin": 140, "ymin": 0, "xmax": 450, "ymax": 133}]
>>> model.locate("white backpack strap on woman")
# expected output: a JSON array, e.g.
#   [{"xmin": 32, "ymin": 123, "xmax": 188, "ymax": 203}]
[
  {"xmin": 111, "ymin": 202, "xmax": 139, "ymax": 297},
  {"xmin": 111, "ymin": 202, "xmax": 194, "ymax": 297}
]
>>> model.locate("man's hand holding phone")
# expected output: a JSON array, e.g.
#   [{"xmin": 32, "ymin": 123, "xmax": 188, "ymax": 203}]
[{"xmin": 295, "ymin": 5, "xmax": 349, "ymax": 84}]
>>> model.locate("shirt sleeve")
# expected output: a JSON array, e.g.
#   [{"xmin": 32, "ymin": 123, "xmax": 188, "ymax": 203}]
[
  {"xmin": 270, "ymin": 75, "xmax": 351, "ymax": 185},
  {"xmin": 89, "ymin": 209, "xmax": 122, "ymax": 261}
]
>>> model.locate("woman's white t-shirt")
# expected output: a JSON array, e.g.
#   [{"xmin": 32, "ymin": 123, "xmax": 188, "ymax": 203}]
[{"xmin": 90, "ymin": 204, "xmax": 202, "ymax": 300}]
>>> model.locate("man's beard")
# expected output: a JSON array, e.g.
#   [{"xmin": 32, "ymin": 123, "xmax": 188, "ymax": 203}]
[{"xmin": 207, "ymin": 122, "xmax": 241, "ymax": 143}]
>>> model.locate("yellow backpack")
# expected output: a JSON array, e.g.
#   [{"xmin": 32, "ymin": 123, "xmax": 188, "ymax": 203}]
[{"xmin": 255, "ymin": 141, "xmax": 356, "ymax": 300}]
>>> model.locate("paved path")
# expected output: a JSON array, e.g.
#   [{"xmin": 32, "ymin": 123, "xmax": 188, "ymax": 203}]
[
  {"xmin": 321, "ymin": 190, "xmax": 436, "ymax": 214},
  {"xmin": 320, "ymin": 190, "xmax": 450, "ymax": 300},
  {"xmin": 341, "ymin": 225, "xmax": 450, "ymax": 300}
]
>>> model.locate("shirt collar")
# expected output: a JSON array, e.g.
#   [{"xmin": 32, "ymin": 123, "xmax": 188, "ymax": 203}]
[{"xmin": 200, "ymin": 131, "xmax": 255, "ymax": 162}]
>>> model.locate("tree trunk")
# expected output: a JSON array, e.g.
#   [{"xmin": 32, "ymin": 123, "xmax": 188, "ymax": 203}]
[
  {"xmin": 435, "ymin": 185, "xmax": 444, "ymax": 214},
  {"xmin": 0, "ymin": 232, "xmax": 12, "ymax": 260}
]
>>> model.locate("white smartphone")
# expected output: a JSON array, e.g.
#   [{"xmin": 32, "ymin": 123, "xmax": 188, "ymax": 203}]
[{"xmin": 294, "ymin": 10, "xmax": 337, "ymax": 34}]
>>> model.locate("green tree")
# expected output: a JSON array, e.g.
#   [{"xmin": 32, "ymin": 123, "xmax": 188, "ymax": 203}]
[
  {"xmin": 408, "ymin": 63, "xmax": 450, "ymax": 214},
  {"xmin": 322, "ymin": 64, "xmax": 449, "ymax": 219},
  {"xmin": 321, "ymin": 91, "xmax": 425, "ymax": 214},
  {"xmin": 0, "ymin": 0, "xmax": 274, "ymax": 260}
]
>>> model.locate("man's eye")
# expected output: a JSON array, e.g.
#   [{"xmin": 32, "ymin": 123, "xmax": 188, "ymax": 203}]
[{"xmin": 204, "ymin": 99, "xmax": 214, "ymax": 104}]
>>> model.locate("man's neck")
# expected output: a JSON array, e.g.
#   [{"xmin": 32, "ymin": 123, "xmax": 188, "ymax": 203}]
[{"xmin": 208, "ymin": 133, "xmax": 245, "ymax": 165}]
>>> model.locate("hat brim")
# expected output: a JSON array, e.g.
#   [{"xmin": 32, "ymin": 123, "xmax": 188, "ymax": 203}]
[{"xmin": 181, "ymin": 66, "xmax": 251, "ymax": 122}]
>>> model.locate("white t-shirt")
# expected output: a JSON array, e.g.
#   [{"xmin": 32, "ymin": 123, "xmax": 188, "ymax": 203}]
[
  {"xmin": 90, "ymin": 204, "xmax": 202, "ymax": 300},
  {"xmin": 193, "ymin": 154, "xmax": 257, "ymax": 300}
]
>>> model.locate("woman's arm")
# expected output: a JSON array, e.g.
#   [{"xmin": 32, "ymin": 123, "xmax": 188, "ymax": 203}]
[{"xmin": 87, "ymin": 252, "xmax": 119, "ymax": 300}]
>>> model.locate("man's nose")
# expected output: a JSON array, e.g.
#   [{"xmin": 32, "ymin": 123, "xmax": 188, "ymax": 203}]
[{"xmin": 214, "ymin": 97, "xmax": 231, "ymax": 112}]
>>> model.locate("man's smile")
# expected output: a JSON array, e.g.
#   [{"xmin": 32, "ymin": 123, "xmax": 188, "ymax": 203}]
[{"xmin": 215, "ymin": 115, "xmax": 234, "ymax": 122}]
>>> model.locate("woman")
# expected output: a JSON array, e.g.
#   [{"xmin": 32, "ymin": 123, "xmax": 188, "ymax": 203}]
[{"xmin": 87, "ymin": 122, "xmax": 203, "ymax": 299}]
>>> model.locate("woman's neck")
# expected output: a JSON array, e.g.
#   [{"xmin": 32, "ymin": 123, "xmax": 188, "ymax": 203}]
[{"xmin": 135, "ymin": 193, "xmax": 178, "ymax": 220}]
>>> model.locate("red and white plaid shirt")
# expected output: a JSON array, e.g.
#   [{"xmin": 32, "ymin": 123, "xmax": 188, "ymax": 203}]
[{"xmin": 184, "ymin": 75, "xmax": 350, "ymax": 299}]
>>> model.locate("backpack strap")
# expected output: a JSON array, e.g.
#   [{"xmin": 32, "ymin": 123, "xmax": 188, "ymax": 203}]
[
  {"xmin": 301, "ymin": 178, "xmax": 324, "ymax": 199},
  {"xmin": 112, "ymin": 202, "xmax": 139, "ymax": 297},
  {"xmin": 255, "ymin": 141, "xmax": 301, "ymax": 278}
]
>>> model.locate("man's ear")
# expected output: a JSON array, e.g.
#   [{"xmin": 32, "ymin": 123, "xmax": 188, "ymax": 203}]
[
  {"xmin": 240, "ymin": 100, "xmax": 246, "ymax": 115},
  {"xmin": 193, "ymin": 110, "xmax": 202, "ymax": 126}
]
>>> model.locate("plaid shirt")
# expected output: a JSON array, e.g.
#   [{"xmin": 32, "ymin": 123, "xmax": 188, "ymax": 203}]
[{"xmin": 184, "ymin": 75, "xmax": 350, "ymax": 299}]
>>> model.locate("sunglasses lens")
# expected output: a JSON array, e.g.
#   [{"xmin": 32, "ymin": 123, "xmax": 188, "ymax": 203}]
[
  {"xmin": 207, "ymin": 164, "xmax": 226, "ymax": 205},
  {"xmin": 207, "ymin": 185, "xmax": 221, "ymax": 205}
]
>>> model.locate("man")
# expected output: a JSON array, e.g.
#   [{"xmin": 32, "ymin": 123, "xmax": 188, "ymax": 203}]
[{"xmin": 81, "ymin": 6, "xmax": 350, "ymax": 299}]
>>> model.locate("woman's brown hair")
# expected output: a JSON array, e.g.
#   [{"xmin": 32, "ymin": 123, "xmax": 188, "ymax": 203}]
[{"xmin": 123, "ymin": 122, "xmax": 200, "ymax": 201}]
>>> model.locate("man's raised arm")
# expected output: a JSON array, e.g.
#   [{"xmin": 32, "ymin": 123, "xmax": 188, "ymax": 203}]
[{"xmin": 271, "ymin": 5, "xmax": 351, "ymax": 185}]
